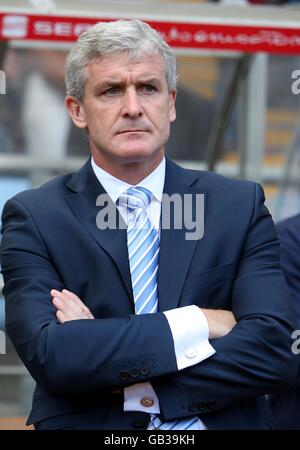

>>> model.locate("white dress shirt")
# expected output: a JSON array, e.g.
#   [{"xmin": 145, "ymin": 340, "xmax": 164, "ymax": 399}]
[{"xmin": 91, "ymin": 156, "xmax": 215, "ymax": 429}]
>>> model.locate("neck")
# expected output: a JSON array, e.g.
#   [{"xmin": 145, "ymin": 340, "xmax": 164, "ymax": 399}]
[{"xmin": 91, "ymin": 150, "xmax": 164, "ymax": 184}]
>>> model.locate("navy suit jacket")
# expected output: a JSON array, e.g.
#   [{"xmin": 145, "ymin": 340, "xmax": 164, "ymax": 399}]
[
  {"xmin": 269, "ymin": 214, "xmax": 300, "ymax": 429},
  {"xmin": 0, "ymin": 158, "xmax": 297, "ymax": 430}
]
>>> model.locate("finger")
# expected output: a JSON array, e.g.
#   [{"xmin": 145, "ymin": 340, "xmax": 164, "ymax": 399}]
[
  {"xmin": 51, "ymin": 289, "xmax": 93, "ymax": 318},
  {"xmin": 62, "ymin": 289, "xmax": 81, "ymax": 303},
  {"xmin": 51, "ymin": 289, "xmax": 95, "ymax": 320},
  {"xmin": 56, "ymin": 309, "xmax": 79, "ymax": 323},
  {"xmin": 51, "ymin": 289, "xmax": 89, "ymax": 314},
  {"xmin": 62, "ymin": 289, "xmax": 92, "ymax": 315},
  {"xmin": 62, "ymin": 289, "xmax": 93, "ymax": 317},
  {"xmin": 52, "ymin": 295, "xmax": 82, "ymax": 320},
  {"xmin": 56, "ymin": 310, "xmax": 68, "ymax": 324},
  {"xmin": 51, "ymin": 290, "xmax": 86, "ymax": 317},
  {"xmin": 52, "ymin": 295, "xmax": 93, "ymax": 321},
  {"xmin": 54, "ymin": 299, "xmax": 82, "ymax": 322}
]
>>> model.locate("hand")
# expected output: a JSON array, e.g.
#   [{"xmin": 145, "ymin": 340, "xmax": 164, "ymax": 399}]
[
  {"xmin": 51, "ymin": 289, "xmax": 95, "ymax": 324},
  {"xmin": 201, "ymin": 308, "xmax": 237, "ymax": 339}
]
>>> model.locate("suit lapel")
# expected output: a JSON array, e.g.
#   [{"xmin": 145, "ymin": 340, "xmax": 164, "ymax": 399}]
[
  {"xmin": 64, "ymin": 159, "xmax": 133, "ymax": 301},
  {"xmin": 157, "ymin": 159, "xmax": 206, "ymax": 312}
]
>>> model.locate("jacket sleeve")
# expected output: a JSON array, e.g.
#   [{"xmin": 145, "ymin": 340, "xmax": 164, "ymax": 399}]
[
  {"xmin": 152, "ymin": 184, "xmax": 298, "ymax": 421},
  {"xmin": 276, "ymin": 219, "xmax": 300, "ymax": 387},
  {"xmin": 0, "ymin": 197, "xmax": 178, "ymax": 396}
]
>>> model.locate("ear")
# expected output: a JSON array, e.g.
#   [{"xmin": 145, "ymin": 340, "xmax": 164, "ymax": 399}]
[
  {"xmin": 65, "ymin": 95, "xmax": 87, "ymax": 129},
  {"xmin": 169, "ymin": 89, "xmax": 177, "ymax": 123}
]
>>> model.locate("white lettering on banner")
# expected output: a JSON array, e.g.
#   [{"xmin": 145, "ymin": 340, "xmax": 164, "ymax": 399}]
[
  {"xmin": 74, "ymin": 23, "xmax": 92, "ymax": 36},
  {"xmin": 54, "ymin": 22, "xmax": 72, "ymax": 36},
  {"xmin": 34, "ymin": 20, "xmax": 52, "ymax": 35},
  {"xmin": 1, "ymin": 14, "xmax": 300, "ymax": 52},
  {"xmin": 162, "ymin": 26, "xmax": 300, "ymax": 49},
  {"xmin": 2, "ymin": 15, "xmax": 28, "ymax": 38},
  {"xmin": 33, "ymin": 20, "xmax": 93, "ymax": 37}
]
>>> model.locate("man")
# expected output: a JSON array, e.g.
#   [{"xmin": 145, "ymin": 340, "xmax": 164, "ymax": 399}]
[
  {"xmin": 0, "ymin": 20, "xmax": 297, "ymax": 430},
  {"xmin": 269, "ymin": 214, "xmax": 300, "ymax": 429}
]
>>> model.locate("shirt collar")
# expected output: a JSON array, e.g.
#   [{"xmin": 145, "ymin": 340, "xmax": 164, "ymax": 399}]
[{"xmin": 91, "ymin": 156, "xmax": 166, "ymax": 204}]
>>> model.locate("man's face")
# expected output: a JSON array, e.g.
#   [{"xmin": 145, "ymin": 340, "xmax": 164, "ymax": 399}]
[{"xmin": 68, "ymin": 51, "xmax": 176, "ymax": 167}]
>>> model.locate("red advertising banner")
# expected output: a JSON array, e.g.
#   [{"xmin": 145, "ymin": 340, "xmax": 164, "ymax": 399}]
[{"xmin": 0, "ymin": 12, "xmax": 300, "ymax": 54}]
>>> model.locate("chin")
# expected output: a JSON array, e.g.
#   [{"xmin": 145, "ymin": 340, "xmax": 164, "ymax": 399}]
[{"xmin": 115, "ymin": 147, "xmax": 159, "ymax": 164}]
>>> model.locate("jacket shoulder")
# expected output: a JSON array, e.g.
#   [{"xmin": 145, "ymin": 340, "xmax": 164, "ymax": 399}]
[
  {"xmin": 187, "ymin": 167, "xmax": 258, "ymax": 197},
  {"xmin": 7, "ymin": 173, "xmax": 73, "ymax": 208}
]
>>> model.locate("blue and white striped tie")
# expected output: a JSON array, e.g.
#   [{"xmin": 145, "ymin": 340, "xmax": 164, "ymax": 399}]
[
  {"xmin": 119, "ymin": 186, "xmax": 159, "ymax": 315},
  {"xmin": 119, "ymin": 186, "xmax": 201, "ymax": 430}
]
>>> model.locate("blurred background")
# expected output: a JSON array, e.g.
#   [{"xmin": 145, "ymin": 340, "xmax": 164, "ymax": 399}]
[{"xmin": 0, "ymin": 0, "xmax": 300, "ymax": 426}]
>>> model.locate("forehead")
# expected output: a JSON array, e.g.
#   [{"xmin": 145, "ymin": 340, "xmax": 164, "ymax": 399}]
[{"xmin": 85, "ymin": 51, "xmax": 167, "ymax": 83}]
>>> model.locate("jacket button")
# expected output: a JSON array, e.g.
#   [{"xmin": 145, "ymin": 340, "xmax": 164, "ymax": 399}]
[
  {"xmin": 188, "ymin": 402, "xmax": 197, "ymax": 412},
  {"xmin": 197, "ymin": 402, "xmax": 206, "ymax": 411},
  {"xmin": 119, "ymin": 371, "xmax": 129, "ymax": 381},
  {"xmin": 140, "ymin": 397, "xmax": 154, "ymax": 407},
  {"xmin": 207, "ymin": 401, "xmax": 216, "ymax": 410},
  {"xmin": 130, "ymin": 368, "xmax": 140, "ymax": 378},
  {"xmin": 140, "ymin": 364, "xmax": 150, "ymax": 376}
]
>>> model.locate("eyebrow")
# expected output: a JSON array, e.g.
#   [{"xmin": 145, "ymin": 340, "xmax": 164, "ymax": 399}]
[
  {"xmin": 137, "ymin": 77, "xmax": 162, "ymax": 86},
  {"xmin": 93, "ymin": 81, "xmax": 121, "ymax": 92},
  {"xmin": 93, "ymin": 77, "xmax": 162, "ymax": 92}
]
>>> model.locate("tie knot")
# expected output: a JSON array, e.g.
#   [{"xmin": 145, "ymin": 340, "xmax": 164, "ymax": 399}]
[{"xmin": 118, "ymin": 187, "xmax": 152, "ymax": 213}]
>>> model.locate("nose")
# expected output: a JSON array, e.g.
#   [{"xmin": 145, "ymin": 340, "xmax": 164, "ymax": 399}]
[{"xmin": 122, "ymin": 88, "xmax": 143, "ymax": 118}]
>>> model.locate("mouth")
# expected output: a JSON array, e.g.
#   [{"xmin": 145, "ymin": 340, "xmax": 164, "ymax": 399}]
[{"xmin": 117, "ymin": 129, "xmax": 148, "ymax": 135}]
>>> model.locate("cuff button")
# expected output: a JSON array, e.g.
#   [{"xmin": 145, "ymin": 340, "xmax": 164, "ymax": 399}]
[
  {"xmin": 140, "ymin": 397, "xmax": 154, "ymax": 408},
  {"xmin": 185, "ymin": 348, "xmax": 198, "ymax": 359}
]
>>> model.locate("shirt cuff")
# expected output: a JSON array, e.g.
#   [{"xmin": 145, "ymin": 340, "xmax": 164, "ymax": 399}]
[
  {"xmin": 163, "ymin": 305, "xmax": 216, "ymax": 370},
  {"xmin": 124, "ymin": 382, "xmax": 160, "ymax": 414}
]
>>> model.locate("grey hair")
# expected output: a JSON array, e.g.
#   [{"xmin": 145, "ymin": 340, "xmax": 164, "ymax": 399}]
[{"xmin": 65, "ymin": 19, "xmax": 177, "ymax": 100}]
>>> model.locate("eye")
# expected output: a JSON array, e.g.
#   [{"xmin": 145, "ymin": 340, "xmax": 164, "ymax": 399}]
[
  {"xmin": 141, "ymin": 84, "xmax": 156, "ymax": 93},
  {"xmin": 104, "ymin": 87, "xmax": 121, "ymax": 96}
]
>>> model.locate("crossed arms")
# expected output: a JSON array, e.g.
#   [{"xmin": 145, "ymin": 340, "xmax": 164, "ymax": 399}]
[
  {"xmin": 0, "ymin": 184, "xmax": 298, "ymax": 421},
  {"xmin": 51, "ymin": 287, "xmax": 237, "ymax": 340}
]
